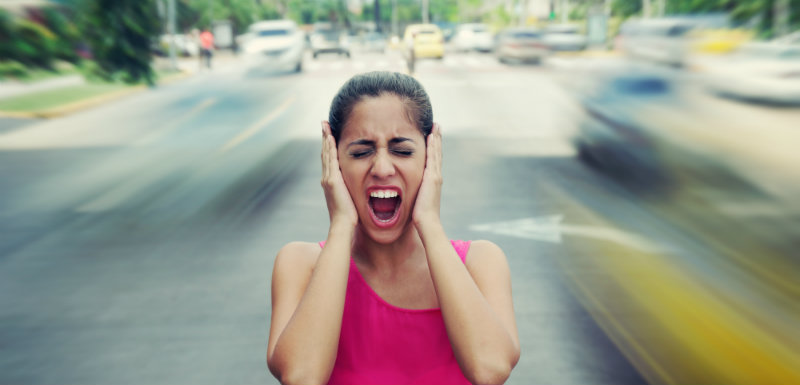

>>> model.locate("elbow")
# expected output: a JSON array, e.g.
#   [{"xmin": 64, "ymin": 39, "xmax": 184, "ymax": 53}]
[
  {"xmin": 277, "ymin": 371, "xmax": 329, "ymax": 385},
  {"xmin": 464, "ymin": 350, "xmax": 519, "ymax": 385},
  {"xmin": 268, "ymin": 358, "xmax": 329, "ymax": 385},
  {"xmin": 464, "ymin": 361, "xmax": 513, "ymax": 385}
]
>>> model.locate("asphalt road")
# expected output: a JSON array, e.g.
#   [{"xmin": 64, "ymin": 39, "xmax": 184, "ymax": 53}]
[{"xmin": 1, "ymin": 49, "xmax": 796, "ymax": 384}]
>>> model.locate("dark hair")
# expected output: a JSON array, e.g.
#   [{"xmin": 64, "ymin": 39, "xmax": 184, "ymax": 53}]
[{"xmin": 328, "ymin": 71, "xmax": 433, "ymax": 144}]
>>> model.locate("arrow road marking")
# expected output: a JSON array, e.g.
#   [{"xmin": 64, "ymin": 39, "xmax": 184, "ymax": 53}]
[{"xmin": 470, "ymin": 215, "xmax": 662, "ymax": 253}]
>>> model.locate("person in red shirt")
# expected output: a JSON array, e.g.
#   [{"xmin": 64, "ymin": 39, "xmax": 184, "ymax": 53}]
[{"xmin": 200, "ymin": 28, "xmax": 214, "ymax": 69}]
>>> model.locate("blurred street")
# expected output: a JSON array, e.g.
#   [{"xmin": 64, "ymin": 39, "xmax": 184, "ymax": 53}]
[{"xmin": 1, "ymin": 46, "xmax": 799, "ymax": 385}]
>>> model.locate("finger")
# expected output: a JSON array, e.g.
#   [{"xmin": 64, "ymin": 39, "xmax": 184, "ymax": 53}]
[{"xmin": 434, "ymin": 124, "xmax": 442, "ymax": 167}]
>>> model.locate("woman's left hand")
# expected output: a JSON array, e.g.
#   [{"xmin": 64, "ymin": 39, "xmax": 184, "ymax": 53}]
[{"xmin": 413, "ymin": 123, "xmax": 443, "ymax": 229}]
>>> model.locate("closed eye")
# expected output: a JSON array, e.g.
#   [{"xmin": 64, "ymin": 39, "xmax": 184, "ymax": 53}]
[
  {"xmin": 350, "ymin": 149, "xmax": 373, "ymax": 158},
  {"xmin": 392, "ymin": 149, "xmax": 414, "ymax": 156}
]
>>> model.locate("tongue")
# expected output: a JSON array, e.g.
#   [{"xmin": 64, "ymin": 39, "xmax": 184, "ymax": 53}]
[{"xmin": 372, "ymin": 197, "xmax": 398, "ymax": 220}]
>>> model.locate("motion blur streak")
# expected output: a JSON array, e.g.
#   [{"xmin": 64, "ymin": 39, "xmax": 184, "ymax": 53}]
[
  {"xmin": 2, "ymin": 4, "xmax": 800, "ymax": 383},
  {"xmin": 554, "ymin": 182, "xmax": 800, "ymax": 384}
]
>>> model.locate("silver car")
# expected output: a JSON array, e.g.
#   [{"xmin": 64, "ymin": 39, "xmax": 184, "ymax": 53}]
[
  {"xmin": 239, "ymin": 20, "xmax": 304, "ymax": 73},
  {"xmin": 495, "ymin": 27, "xmax": 548, "ymax": 64}
]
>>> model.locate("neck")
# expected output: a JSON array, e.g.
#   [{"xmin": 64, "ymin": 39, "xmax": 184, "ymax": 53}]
[{"xmin": 351, "ymin": 222, "xmax": 426, "ymax": 273}]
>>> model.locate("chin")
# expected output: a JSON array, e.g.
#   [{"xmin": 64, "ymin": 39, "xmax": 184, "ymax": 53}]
[{"xmin": 358, "ymin": 217, "xmax": 412, "ymax": 244}]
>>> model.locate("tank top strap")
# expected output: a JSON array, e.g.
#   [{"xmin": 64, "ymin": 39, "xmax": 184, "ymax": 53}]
[{"xmin": 449, "ymin": 240, "xmax": 471, "ymax": 264}]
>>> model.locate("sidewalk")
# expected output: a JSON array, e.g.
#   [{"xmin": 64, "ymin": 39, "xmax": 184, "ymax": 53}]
[
  {"xmin": 0, "ymin": 50, "xmax": 240, "ymax": 120},
  {"xmin": 0, "ymin": 75, "xmax": 85, "ymax": 101}
]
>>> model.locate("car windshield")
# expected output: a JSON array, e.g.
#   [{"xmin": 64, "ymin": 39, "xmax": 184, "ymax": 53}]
[
  {"xmin": 317, "ymin": 31, "xmax": 341, "ymax": 41},
  {"xmin": 257, "ymin": 29, "xmax": 290, "ymax": 37},
  {"xmin": 513, "ymin": 31, "xmax": 541, "ymax": 39}
]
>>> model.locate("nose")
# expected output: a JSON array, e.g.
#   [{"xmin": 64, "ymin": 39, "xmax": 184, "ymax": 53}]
[{"xmin": 370, "ymin": 149, "xmax": 396, "ymax": 179}]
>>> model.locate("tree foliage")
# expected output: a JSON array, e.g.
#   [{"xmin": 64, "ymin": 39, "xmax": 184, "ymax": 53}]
[
  {"xmin": 79, "ymin": 0, "xmax": 161, "ymax": 85},
  {"xmin": 612, "ymin": 0, "xmax": 800, "ymax": 36}
]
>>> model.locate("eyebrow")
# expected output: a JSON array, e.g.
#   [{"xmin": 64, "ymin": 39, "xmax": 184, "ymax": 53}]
[{"xmin": 346, "ymin": 137, "xmax": 416, "ymax": 148}]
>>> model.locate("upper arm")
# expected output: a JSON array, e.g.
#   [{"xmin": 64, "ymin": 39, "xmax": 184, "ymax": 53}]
[
  {"xmin": 465, "ymin": 240, "xmax": 520, "ymax": 352},
  {"xmin": 267, "ymin": 241, "xmax": 320, "ymax": 363}
]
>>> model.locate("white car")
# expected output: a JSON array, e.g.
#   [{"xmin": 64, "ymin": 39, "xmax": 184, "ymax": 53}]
[
  {"xmin": 617, "ymin": 18, "xmax": 694, "ymax": 67},
  {"xmin": 452, "ymin": 23, "xmax": 494, "ymax": 52},
  {"xmin": 542, "ymin": 24, "xmax": 588, "ymax": 52},
  {"xmin": 239, "ymin": 20, "xmax": 304, "ymax": 73},
  {"xmin": 704, "ymin": 42, "xmax": 800, "ymax": 105}
]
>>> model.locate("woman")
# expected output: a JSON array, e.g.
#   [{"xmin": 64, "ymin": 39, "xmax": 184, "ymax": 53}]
[{"xmin": 267, "ymin": 71, "xmax": 519, "ymax": 385}]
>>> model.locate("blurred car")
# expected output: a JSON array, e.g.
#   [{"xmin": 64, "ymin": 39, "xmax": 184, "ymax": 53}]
[
  {"xmin": 542, "ymin": 24, "xmax": 587, "ymax": 51},
  {"xmin": 452, "ymin": 23, "xmax": 494, "ymax": 52},
  {"xmin": 495, "ymin": 27, "xmax": 548, "ymax": 64},
  {"xmin": 774, "ymin": 30, "xmax": 800, "ymax": 45},
  {"xmin": 361, "ymin": 32, "xmax": 387, "ymax": 53},
  {"xmin": 403, "ymin": 24, "xmax": 445, "ymax": 59},
  {"xmin": 573, "ymin": 64, "xmax": 800, "ymax": 206},
  {"xmin": 310, "ymin": 24, "xmax": 351, "ymax": 58},
  {"xmin": 703, "ymin": 42, "xmax": 800, "ymax": 105},
  {"xmin": 617, "ymin": 18, "xmax": 695, "ymax": 67},
  {"xmin": 572, "ymin": 69, "xmax": 678, "ymax": 190},
  {"xmin": 238, "ymin": 20, "xmax": 305, "ymax": 72}
]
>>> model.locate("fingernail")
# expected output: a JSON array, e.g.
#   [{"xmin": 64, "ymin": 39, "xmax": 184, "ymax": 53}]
[{"xmin": 321, "ymin": 121, "xmax": 326, "ymax": 135}]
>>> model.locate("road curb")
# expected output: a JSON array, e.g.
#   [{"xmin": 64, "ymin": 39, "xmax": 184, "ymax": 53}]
[{"xmin": 0, "ymin": 70, "xmax": 192, "ymax": 120}]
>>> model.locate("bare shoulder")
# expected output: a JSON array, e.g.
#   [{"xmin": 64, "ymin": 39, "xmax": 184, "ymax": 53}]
[
  {"xmin": 273, "ymin": 241, "xmax": 322, "ymax": 278},
  {"xmin": 464, "ymin": 240, "xmax": 510, "ymax": 278}
]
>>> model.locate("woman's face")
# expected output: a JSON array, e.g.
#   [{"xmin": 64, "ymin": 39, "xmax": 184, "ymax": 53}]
[{"xmin": 337, "ymin": 94, "xmax": 426, "ymax": 243}]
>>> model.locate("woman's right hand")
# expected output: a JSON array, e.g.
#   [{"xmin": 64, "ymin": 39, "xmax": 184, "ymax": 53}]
[{"xmin": 321, "ymin": 121, "xmax": 358, "ymax": 229}]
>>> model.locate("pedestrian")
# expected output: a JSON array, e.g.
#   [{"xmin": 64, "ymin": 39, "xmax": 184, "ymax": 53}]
[
  {"xmin": 200, "ymin": 28, "xmax": 214, "ymax": 69},
  {"xmin": 267, "ymin": 71, "xmax": 519, "ymax": 385}
]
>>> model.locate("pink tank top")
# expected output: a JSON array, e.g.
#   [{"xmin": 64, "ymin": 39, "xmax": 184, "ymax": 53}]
[{"xmin": 319, "ymin": 240, "xmax": 473, "ymax": 385}]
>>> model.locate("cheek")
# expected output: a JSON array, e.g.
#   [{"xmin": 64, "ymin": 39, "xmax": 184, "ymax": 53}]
[
  {"xmin": 404, "ymin": 159, "xmax": 426, "ymax": 193},
  {"xmin": 338, "ymin": 161, "xmax": 366, "ymax": 195}
]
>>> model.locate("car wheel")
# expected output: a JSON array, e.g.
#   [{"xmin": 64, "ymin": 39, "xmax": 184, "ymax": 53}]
[{"xmin": 295, "ymin": 61, "xmax": 302, "ymax": 73}]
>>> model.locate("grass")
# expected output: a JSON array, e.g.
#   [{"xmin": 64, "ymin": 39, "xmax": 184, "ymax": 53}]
[
  {"xmin": 0, "ymin": 69, "xmax": 187, "ymax": 115},
  {"xmin": 0, "ymin": 61, "xmax": 80, "ymax": 83},
  {"xmin": 20, "ymin": 64, "xmax": 81, "ymax": 83},
  {"xmin": 0, "ymin": 83, "xmax": 129, "ymax": 112}
]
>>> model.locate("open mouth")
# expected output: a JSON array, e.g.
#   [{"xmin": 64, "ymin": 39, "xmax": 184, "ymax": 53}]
[{"xmin": 368, "ymin": 188, "xmax": 402, "ymax": 227}]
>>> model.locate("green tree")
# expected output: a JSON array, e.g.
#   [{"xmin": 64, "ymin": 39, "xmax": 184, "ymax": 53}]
[
  {"xmin": 41, "ymin": 7, "xmax": 82, "ymax": 63},
  {"xmin": 0, "ymin": 9, "xmax": 17, "ymax": 61},
  {"xmin": 79, "ymin": 0, "xmax": 161, "ymax": 85}
]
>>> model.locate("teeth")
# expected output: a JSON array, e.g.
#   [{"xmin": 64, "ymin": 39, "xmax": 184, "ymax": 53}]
[{"xmin": 370, "ymin": 190, "xmax": 398, "ymax": 198}]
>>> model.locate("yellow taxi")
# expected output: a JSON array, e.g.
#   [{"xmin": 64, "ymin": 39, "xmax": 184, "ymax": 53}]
[{"xmin": 403, "ymin": 24, "xmax": 445, "ymax": 59}]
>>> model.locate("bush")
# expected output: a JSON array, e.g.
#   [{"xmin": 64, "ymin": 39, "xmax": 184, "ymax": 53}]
[
  {"xmin": 0, "ymin": 60, "xmax": 29, "ymax": 80},
  {"xmin": 77, "ymin": 60, "xmax": 112, "ymax": 83},
  {"xmin": 0, "ymin": 9, "xmax": 17, "ymax": 60},
  {"xmin": 14, "ymin": 19, "xmax": 58, "ymax": 68},
  {"xmin": 41, "ymin": 7, "xmax": 81, "ymax": 64}
]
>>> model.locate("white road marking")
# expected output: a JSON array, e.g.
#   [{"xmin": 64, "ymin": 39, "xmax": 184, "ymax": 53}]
[
  {"xmin": 135, "ymin": 98, "xmax": 217, "ymax": 145},
  {"xmin": 219, "ymin": 96, "xmax": 295, "ymax": 153},
  {"xmin": 470, "ymin": 215, "xmax": 663, "ymax": 252}
]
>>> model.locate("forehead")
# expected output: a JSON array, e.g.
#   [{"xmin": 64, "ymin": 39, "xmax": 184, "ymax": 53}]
[{"xmin": 341, "ymin": 94, "xmax": 422, "ymax": 142}]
